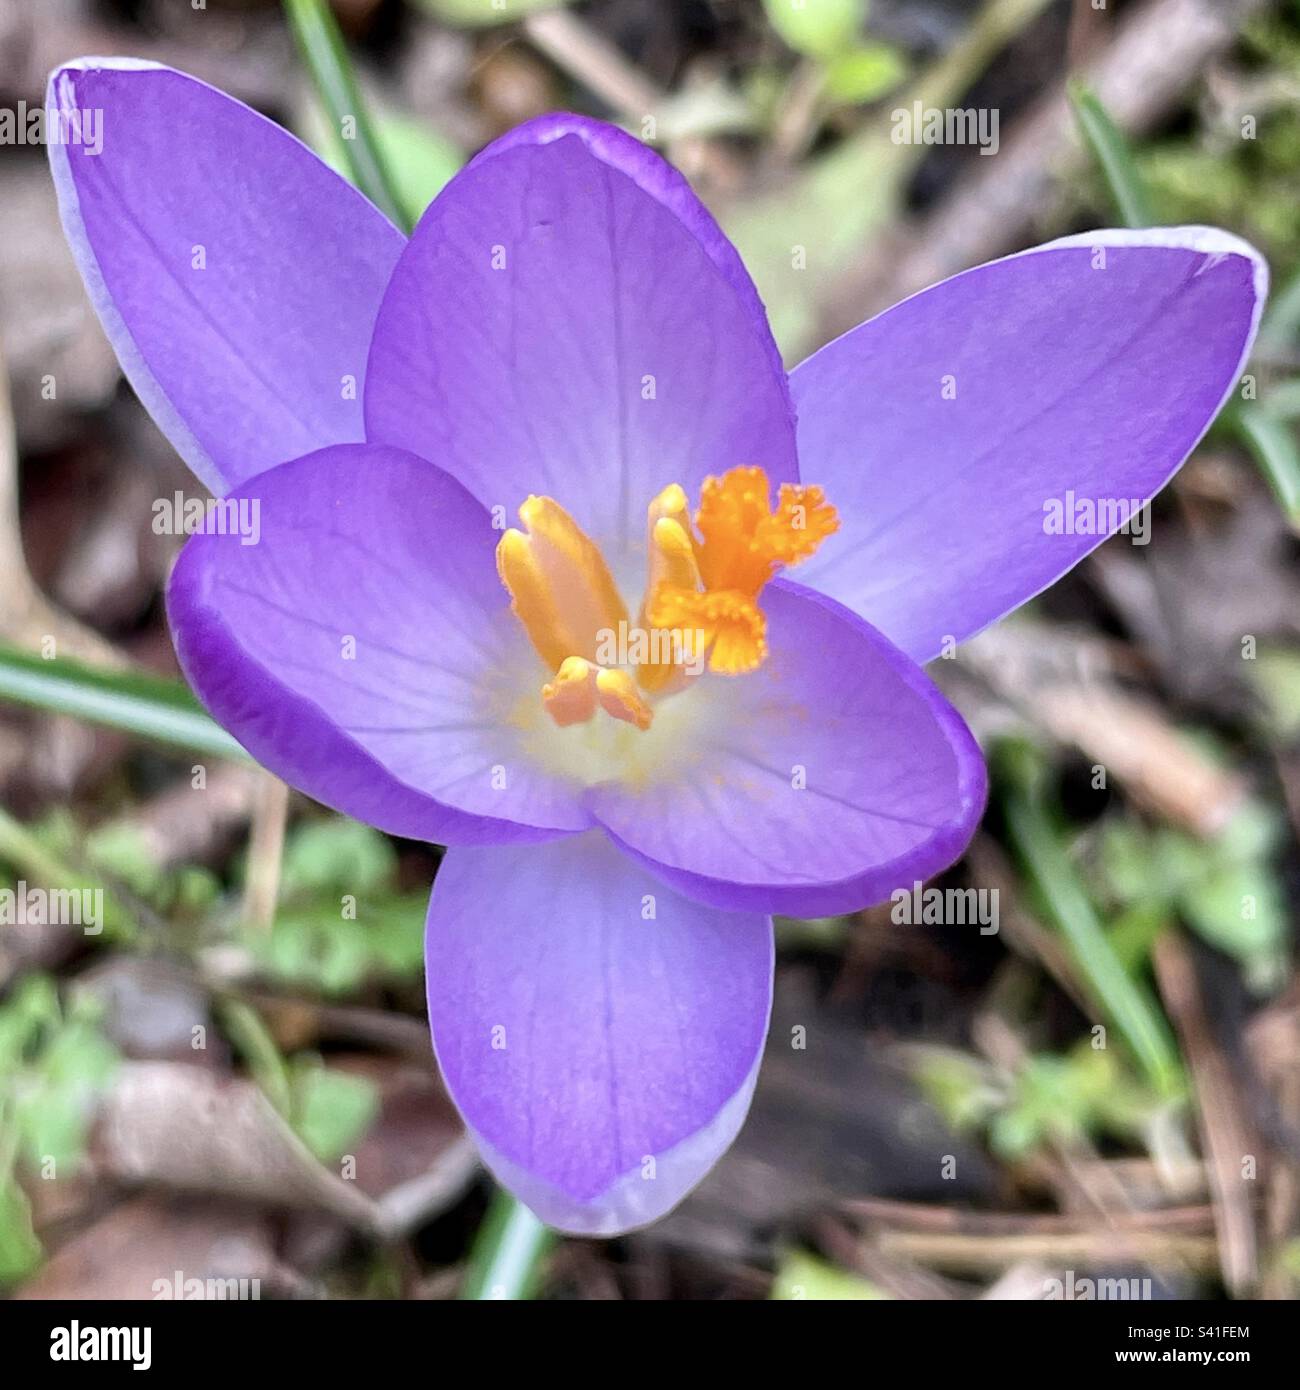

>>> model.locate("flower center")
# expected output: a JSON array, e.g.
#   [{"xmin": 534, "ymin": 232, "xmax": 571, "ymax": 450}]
[{"xmin": 496, "ymin": 466, "xmax": 839, "ymax": 731}]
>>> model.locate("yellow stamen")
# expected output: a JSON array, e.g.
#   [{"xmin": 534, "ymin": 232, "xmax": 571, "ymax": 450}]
[
  {"xmin": 540, "ymin": 655, "xmax": 601, "ymax": 727},
  {"xmin": 499, "ymin": 466, "xmax": 838, "ymax": 731},
  {"xmin": 595, "ymin": 667, "xmax": 654, "ymax": 731},
  {"xmin": 637, "ymin": 495, "xmax": 705, "ymax": 694},
  {"xmin": 496, "ymin": 496, "xmax": 628, "ymax": 671},
  {"xmin": 541, "ymin": 657, "xmax": 653, "ymax": 731}
]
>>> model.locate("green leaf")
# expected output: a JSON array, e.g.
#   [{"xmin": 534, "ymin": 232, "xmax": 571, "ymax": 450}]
[
  {"xmin": 244, "ymin": 898, "xmax": 425, "ymax": 997},
  {"xmin": 290, "ymin": 1061, "xmax": 378, "ymax": 1163},
  {"xmin": 1107, "ymin": 900, "xmax": 1171, "ymax": 975},
  {"xmin": 15, "ymin": 1017, "xmax": 118, "ymax": 1171},
  {"xmin": 1245, "ymin": 644, "xmax": 1300, "ymax": 739},
  {"xmin": 771, "ymin": 1249, "xmax": 889, "ymax": 1300},
  {"xmin": 418, "ymin": 0, "xmax": 573, "ymax": 26},
  {"xmin": 990, "ymin": 1046, "xmax": 1156, "ymax": 1159},
  {"xmin": 1179, "ymin": 863, "xmax": 1288, "ymax": 995},
  {"xmin": 0, "ymin": 1181, "xmax": 42, "ymax": 1285},
  {"xmin": 1232, "ymin": 406, "xmax": 1300, "ymax": 525},
  {"xmin": 763, "ymin": 0, "xmax": 866, "ymax": 61},
  {"xmin": 82, "ymin": 823, "xmax": 166, "ymax": 902},
  {"xmin": 1096, "ymin": 819, "xmax": 1167, "ymax": 905},
  {"xmin": 0, "ymin": 643, "xmax": 246, "ymax": 763},
  {"xmin": 284, "ymin": 0, "xmax": 408, "ymax": 230},
  {"xmin": 910, "ymin": 1047, "xmax": 1003, "ymax": 1131},
  {"xmin": 278, "ymin": 819, "xmax": 398, "ymax": 900},
  {"xmin": 1067, "ymin": 81, "xmax": 1153, "ymax": 229},
  {"xmin": 0, "ymin": 979, "xmax": 119, "ymax": 1178},
  {"xmin": 822, "ymin": 43, "xmax": 907, "ymax": 104}
]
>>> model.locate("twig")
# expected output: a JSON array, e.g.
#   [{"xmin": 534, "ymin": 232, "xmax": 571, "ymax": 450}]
[
  {"xmin": 0, "ymin": 338, "xmax": 127, "ymax": 668},
  {"xmin": 522, "ymin": 8, "xmax": 660, "ymax": 120},
  {"xmin": 960, "ymin": 620, "xmax": 1246, "ymax": 838},
  {"xmin": 768, "ymin": 59, "xmax": 826, "ymax": 167},
  {"xmin": 874, "ymin": 1228, "xmax": 1219, "ymax": 1275},
  {"xmin": 816, "ymin": 0, "xmax": 1272, "ymax": 343},
  {"xmin": 240, "ymin": 773, "xmax": 291, "ymax": 932},
  {"xmin": 1152, "ymin": 933, "xmax": 1259, "ymax": 1295},
  {"xmin": 814, "ymin": 1214, "xmax": 964, "ymax": 1300},
  {"xmin": 842, "ymin": 1195, "xmax": 1215, "ymax": 1237}
]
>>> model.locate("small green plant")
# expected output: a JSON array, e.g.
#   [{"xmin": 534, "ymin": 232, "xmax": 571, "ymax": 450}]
[
  {"xmin": 239, "ymin": 818, "xmax": 429, "ymax": 996},
  {"xmin": 914, "ymin": 1041, "xmax": 1160, "ymax": 1161},
  {"xmin": 0, "ymin": 975, "xmax": 119, "ymax": 1284},
  {"xmin": 1094, "ymin": 806, "xmax": 1288, "ymax": 994}
]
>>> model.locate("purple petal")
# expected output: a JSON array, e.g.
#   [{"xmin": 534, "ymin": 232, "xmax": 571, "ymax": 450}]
[
  {"xmin": 364, "ymin": 115, "xmax": 796, "ymax": 555},
  {"xmin": 588, "ymin": 581, "xmax": 987, "ymax": 916},
  {"xmin": 790, "ymin": 227, "xmax": 1268, "ymax": 664},
  {"xmin": 426, "ymin": 833, "xmax": 772, "ymax": 1234},
  {"xmin": 167, "ymin": 443, "xmax": 591, "ymax": 843},
  {"xmin": 474, "ymin": 113, "xmax": 787, "ymax": 389},
  {"xmin": 47, "ymin": 59, "xmax": 404, "ymax": 496}
]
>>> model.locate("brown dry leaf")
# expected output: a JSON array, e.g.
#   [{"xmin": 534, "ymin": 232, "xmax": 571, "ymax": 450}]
[
  {"xmin": 14, "ymin": 1194, "xmax": 294, "ymax": 1301},
  {"xmin": 94, "ymin": 1061, "xmax": 380, "ymax": 1228}
]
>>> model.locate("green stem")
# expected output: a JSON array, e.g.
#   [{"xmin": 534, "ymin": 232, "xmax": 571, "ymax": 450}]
[
  {"xmin": 283, "ymin": 0, "xmax": 409, "ymax": 231},
  {"xmin": 459, "ymin": 1189, "xmax": 554, "ymax": 1300}
]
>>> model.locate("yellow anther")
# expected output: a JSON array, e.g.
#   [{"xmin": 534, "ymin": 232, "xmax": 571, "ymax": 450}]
[
  {"xmin": 496, "ymin": 496, "xmax": 629, "ymax": 671},
  {"xmin": 647, "ymin": 482, "xmax": 694, "ymax": 543},
  {"xmin": 636, "ymin": 510, "xmax": 704, "ymax": 694},
  {"xmin": 540, "ymin": 657, "xmax": 653, "ymax": 732},
  {"xmin": 595, "ymin": 667, "xmax": 654, "ymax": 731},
  {"xmin": 501, "ymin": 467, "xmax": 837, "ymax": 729},
  {"xmin": 648, "ymin": 516, "xmax": 700, "ymax": 593},
  {"xmin": 541, "ymin": 656, "xmax": 601, "ymax": 727}
]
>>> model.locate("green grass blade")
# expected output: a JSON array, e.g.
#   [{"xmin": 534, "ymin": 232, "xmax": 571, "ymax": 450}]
[
  {"xmin": 0, "ymin": 643, "xmax": 247, "ymax": 762},
  {"xmin": 1258, "ymin": 264, "xmax": 1300, "ymax": 353},
  {"xmin": 1233, "ymin": 406, "xmax": 1300, "ymax": 525},
  {"xmin": 996, "ymin": 743, "xmax": 1184, "ymax": 1099},
  {"xmin": 283, "ymin": 0, "xmax": 409, "ymax": 231},
  {"xmin": 1067, "ymin": 81, "xmax": 1153, "ymax": 229},
  {"xmin": 459, "ymin": 1190, "xmax": 554, "ymax": 1300}
]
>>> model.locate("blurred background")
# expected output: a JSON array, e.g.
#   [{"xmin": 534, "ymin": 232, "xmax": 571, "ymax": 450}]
[{"xmin": 0, "ymin": 0, "xmax": 1297, "ymax": 1301}]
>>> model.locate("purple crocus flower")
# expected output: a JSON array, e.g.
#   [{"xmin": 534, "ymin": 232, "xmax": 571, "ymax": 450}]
[{"xmin": 47, "ymin": 60, "xmax": 1265, "ymax": 1234}]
